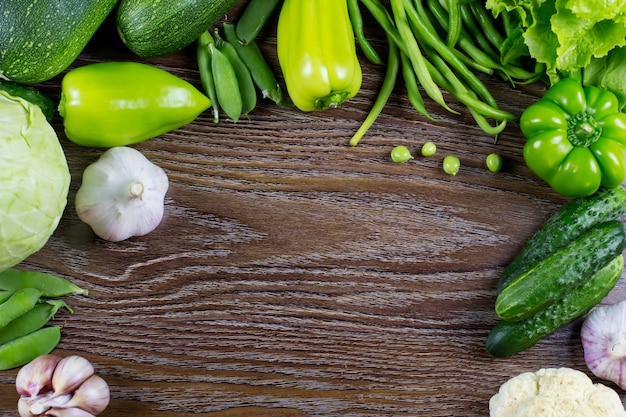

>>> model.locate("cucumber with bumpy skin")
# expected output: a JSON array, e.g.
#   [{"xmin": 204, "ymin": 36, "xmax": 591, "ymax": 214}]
[
  {"xmin": 486, "ymin": 255, "xmax": 624, "ymax": 357},
  {"xmin": 495, "ymin": 220, "xmax": 626, "ymax": 322},
  {"xmin": 0, "ymin": 0, "xmax": 118, "ymax": 84},
  {"xmin": 116, "ymin": 0, "xmax": 238, "ymax": 58},
  {"xmin": 498, "ymin": 186, "xmax": 626, "ymax": 292}
]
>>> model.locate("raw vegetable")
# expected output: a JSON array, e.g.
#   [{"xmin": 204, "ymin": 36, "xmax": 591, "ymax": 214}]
[
  {"xmin": 495, "ymin": 220, "xmax": 626, "ymax": 322},
  {"xmin": 17, "ymin": 354, "xmax": 110, "ymax": 416},
  {"xmin": 116, "ymin": 0, "xmax": 238, "ymax": 58},
  {"xmin": 277, "ymin": 0, "xmax": 362, "ymax": 111},
  {"xmin": 235, "ymin": 0, "xmax": 282, "ymax": 45},
  {"xmin": 498, "ymin": 186, "xmax": 626, "ymax": 292},
  {"xmin": 443, "ymin": 155, "xmax": 461, "ymax": 175},
  {"xmin": 0, "ymin": 300, "xmax": 71, "ymax": 346},
  {"xmin": 75, "ymin": 147, "xmax": 170, "ymax": 242},
  {"xmin": 0, "ymin": 81, "xmax": 55, "ymax": 121},
  {"xmin": 489, "ymin": 368, "xmax": 626, "ymax": 416},
  {"xmin": 390, "ymin": 146, "xmax": 414, "ymax": 163},
  {"xmin": 0, "ymin": 0, "xmax": 118, "ymax": 84},
  {"xmin": 581, "ymin": 299, "xmax": 626, "ymax": 390},
  {"xmin": 486, "ymin": 255, "xmax": 623, "ymax": 357},
  {"xmin": 421, "ymin": 141, "xmax": 437, "ymax": 156},
  {"xmin": 0, "ymin": 327, "xmax": 61, "ymax": 371},
  {"xmin": 0, "ymin": 288, "xmax": 42, "ymax": 328},
  {"xmin": 0, "ymin": 91, "xmax": 71, "ymax": 272},
  {"xmin": 0, "ymin": 269, "xmax": 87, "ymax": 298},
  {"xmin": 485, "ymin": 153, "xmax": 503, "ymax": 172},
  {"xmin": 520, "ymin": 78, "xmax": 626, "ymax": 198},
  {"xmin": 59, "ymin": 62, "xmax": 211, "ymax": 147}
]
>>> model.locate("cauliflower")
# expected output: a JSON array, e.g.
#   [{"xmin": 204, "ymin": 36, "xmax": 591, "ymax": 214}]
[{"xmin": 490, "ymin": 367, "xmax": 626, "ymax": 416}]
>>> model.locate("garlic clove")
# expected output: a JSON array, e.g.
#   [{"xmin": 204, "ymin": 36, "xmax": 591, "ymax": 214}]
[
  {"xmin": 58, "ymin": 375, "xmax": 110, "ymax": 415},
  {"xmin": 16, "ymin": 354, "xmax": 61, "ymax": 397},
  {"xmin": 51, "ymin": 356, "xmax": 94, "ymax": 397},
  {"xmin": 44, "ymin": 407, "xmax": 95, "ymax": 417},
  {"xmin": 75, "ymin": 146, "xmax": 169, "ymax": 242},
  {"xmin": 29, "ymin": 393, "xmax": 72, "ymax": 415},
  {"xmin": 18, "ymin": 397, "xmax": 36, "ymax": 417}
]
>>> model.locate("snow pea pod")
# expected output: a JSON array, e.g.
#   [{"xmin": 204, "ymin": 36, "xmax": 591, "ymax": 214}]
[
  {"xmin": 0, "ymin": 300, "xmax": 70, "ymax": 345},
  {"xmin": 0, "ymin": 288, "xmax": 41, "ymax": 328},
  {"xmin": 0, "ymin": 269, "xmax": 87, "ymax": 298},
  {"xmin": 0, "ymin": 326, "xmax": 61, "ymax": 370}
]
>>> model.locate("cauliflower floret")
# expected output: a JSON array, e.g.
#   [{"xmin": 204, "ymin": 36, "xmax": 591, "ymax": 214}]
[{"xmin": 490, "ymin": 367, "xmax": 626, "ymax": 417}]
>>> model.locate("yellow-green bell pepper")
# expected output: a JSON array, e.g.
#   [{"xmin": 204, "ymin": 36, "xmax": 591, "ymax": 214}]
[{"xmin": 277, "ymin": 0, "xmax": 362, "ymax": 112}]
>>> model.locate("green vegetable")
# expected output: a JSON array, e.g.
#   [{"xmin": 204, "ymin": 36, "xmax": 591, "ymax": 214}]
[
  {"xmin": 347, "ymin": 0, "xmax": 384, "ymax": 65},
  {"xmin": 0, "ymin": 92, "xmax": 71, "ymax": 272},
  {"xmin": 495, "ymin": 220, "xmax": 626, "ymax": 322},
  {"xmin": 277, "ymin": 0, "xmax": 362, "ymax": 111},
  {"xmin": 0, "ymin": 288, "xmax": 41, "ymax": 329},
  {"xmin": 421, "ymin": 141, "xmax": 437, "ymax": 156},
  {"xmin": 487, "ymin": 254, "xmax": 624, "ymax": 357},
  {"xmin": 197, "ymin": 31, "xmax": 221, "ymax": 123},
  {"xmin": 0, "ymin": 81, "xmax": 55, "ymax": 121},
  {"xmin": 0, "ymin": 0, "xmax": 118, "ymax": 84},
  {"xmin": 116, "ymin": 0, "xmax": 238, "ymax": 58},
  {"xmin": 443, "ymin": 155, "xmax": 461, "ymax": 175},
  {"xmin": 498, "ymin": 186, "xmax": 626, "ymax": 292},
  {"xmin": 0, "ymin": 300, "xmax": 70, "ymax": 345},
  {"xmin": 235, "ymin": 0, "xmax": 282, "ymax": 45},
  {"xmin": 0, "ymin": 269, "xmax": 87, "ymax": 298},
  {"xmin": 0, "ymin": 326, "xmax": 61, "ymax": 370},
  {"xmin": 486, "ymin": 153, "xmax": 503, "ymax": 172},
  {"xmin": 59, "ymin": 62, "xmax": 211, "ymax": 147},
  {"xmin": 209, "ymin": 43, "xmax": 242, "ymax": 123},
  {"xmin": 391, "ymin": 146, "xmax": 414, "ymax": 163},
  {"xmin": 520, "ymin": 78, "xmax": 626, "ymax": 197}
]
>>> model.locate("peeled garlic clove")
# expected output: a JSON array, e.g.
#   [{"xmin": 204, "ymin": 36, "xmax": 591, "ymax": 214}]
[
  {"xmin": 58, "ymin": 375, "xmax": 110, "ymax": 415},
  {"xmin": 75, "ymin": 146, "xmax": 169, "ymax": 242},
  {"xmin": 51, "ymin": 356, "xmax": 94, "ymax": 396},
  {"xmin": 16, "ymin": 354, "xmax": 61, "ymax": 397},
  {"xmin": 45, "ymin": 407, "xmax": 95, "ymax": 417}
]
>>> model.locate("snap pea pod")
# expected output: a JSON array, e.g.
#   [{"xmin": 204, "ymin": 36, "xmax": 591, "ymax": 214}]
[
  {"xmin": 197, "ymin": 31, "xmax": 221, "ymax": 123},
  {"xmin": 0, "ymin": 268, "xmax": 87, "ymax": 298},
  {"xmin": 0, "ymin": 291, "xmax": 12, "ymax": 304},
  {"xmin": 209, "ymin": 43, "xmax": 242, "ymax": 122},
  {"xmin": 0, "ymin": 326, "xmax": 61, "ymax": 370},
  {"xmin": 235, "ymin": 0, "xmax": 282, "ymax": 45},
  {"xmin": 0, "ymin": 300, "xmax": 70, "ymax": 345},
  {"xmin": 0, "ymin": 288, "xmax": 41, "ymax": 328},
  {"xmin": 348, "ymin": 0, "xmax": 384, "ymax": 65}
]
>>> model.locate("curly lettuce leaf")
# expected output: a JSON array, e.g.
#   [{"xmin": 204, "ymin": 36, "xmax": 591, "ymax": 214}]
[{"xmin": 583, "ymin": 46, "xmax": 626, "ymax": 109}]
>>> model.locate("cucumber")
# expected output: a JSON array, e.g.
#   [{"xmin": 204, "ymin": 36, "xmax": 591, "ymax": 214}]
[
  {"xmin": 0, "ymin": 80, "xmax": 55, "ymax": 121},
  {"xmin": 116, "ymin": 0, "xmax": 238, "ymax": 58},
  {"xmin": 486, "ymin": 254, "xmax": 624, "ymax": 357},
  {"xmin": 495, "ymin": 220, "xmax": 626, "ymax": 322},
  {"xmin": 498, "ymin": 186, "xmax": 626, "ymax": 292},
  {"xmin": 0, "ymin": 0, "xmax": 118, "ymax": 84}
]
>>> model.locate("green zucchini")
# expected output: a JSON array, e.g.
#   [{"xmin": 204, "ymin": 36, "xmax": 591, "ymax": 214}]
[
  {"xmin": 498, "ymin": 186, "xmax": 626, "ymax": 292},
  {"xmin": 116, "ymin": 0, "xmax": 238, "ymax": 58},
  {"xmin": 0, "ymin": 0, "xmax": 118, "ymax": 84},
  {"xmin": 486, "ymin": 254, "xmax": 624, "ymax": 357},
  {"xmin": 495, "ymin": 220, "xmax": 626, "ymax": 322}
]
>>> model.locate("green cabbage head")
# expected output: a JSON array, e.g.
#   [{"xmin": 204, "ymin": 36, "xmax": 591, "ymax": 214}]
[{"xmin": 0, "ymin": 91, "xmax": 70, "ymax": 271}]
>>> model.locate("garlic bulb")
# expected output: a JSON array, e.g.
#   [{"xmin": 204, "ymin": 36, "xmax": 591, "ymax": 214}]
[{"xmin": 75, "ymin": 146, "xmax": 169, "ymax": 242}]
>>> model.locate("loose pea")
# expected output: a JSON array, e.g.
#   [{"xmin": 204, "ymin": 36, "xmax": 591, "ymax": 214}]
[
  {"xmin": 443, "ymin": 155, "xmax": 461, "ymax": 176},
  {"xmin": 391, "ymin": 145, "xmax": 414, "ymax": 163},
  {"xmin": 0, "ymin": 288, "xmax": 41, "ymax": 328},
  {"xmin": 0, "ymin": 300, "xmax": 70, "ymax": 345},
  {"xmin": 0, "ymin": 326, "xmax": 61, "ymax": 370},
  {"xmin": 486, "ymin": 153, "xmax": 503, "ymax": 173},
  {"xmin": 421, "ymin": 141, "xmax": 437, "ymax": 157},
  {"xmin": 0, "ymin": 268, "xmax": 87, "ymax": 298}
]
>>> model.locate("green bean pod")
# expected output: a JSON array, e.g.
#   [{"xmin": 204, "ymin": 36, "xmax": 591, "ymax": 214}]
[
  {"xmin": 0, "ymin": 269, "xmax": 87, "ymax": 298},
  {"xmin": 197, "ymin": 31, "xmax": 221, "ymax": 123},
  {"xmin": 0, "ymin": 288, "xmax": 42, "ymax": 328},
  {"xmin": 0, "ymin": 326, "xmax": 61, "ymax": 370},
  {"xmin": 209, "ymin": 42, "xmax": 243, "ymax": 122},
  {"xmin": 348, "ymin": 0, "xmax": 384, "ymax": 65},
  {"xmin": 223, "ymin": 23, "xmax": 283, "ymax": 105},
  {"xmin": 400, "ymin": 51, "xmax": 435, "ymax": 121},
  {"xmin": 0, "ymin": 291, "xmax": 12, "ymax": 304},
  {"xmin": 216, "ymin": 32, "xmax": 257, "ymax": 116},
  {"xmin": 235, "ymin": 0, "xmax": 282, "ymax": 45},
  {"xmin": 0, "ymin": 300, "xmax": 70, "ymax": 345}
]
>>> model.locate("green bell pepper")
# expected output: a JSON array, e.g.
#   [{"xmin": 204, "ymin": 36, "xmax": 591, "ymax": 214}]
[
  {"xmin": 520, "ymin": 78, "xmax": 626, "ymax": 198},
  {"xmin": 276, "ymin": 0, "xmax": 362, "ymax": 112},
  {"xmin": 59, "ymin": 62, "xmax": 211, "ymax": 147}
]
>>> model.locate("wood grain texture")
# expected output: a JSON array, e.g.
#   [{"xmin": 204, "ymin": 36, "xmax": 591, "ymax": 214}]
[{"xmin": 1, "ymin": 1, "xmax": 624, "ymax": 416}]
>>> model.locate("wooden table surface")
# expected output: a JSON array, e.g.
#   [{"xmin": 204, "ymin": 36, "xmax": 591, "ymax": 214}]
[{"xmin": 2, "ymin": 2, "xmax": 625, "ymax": 416}]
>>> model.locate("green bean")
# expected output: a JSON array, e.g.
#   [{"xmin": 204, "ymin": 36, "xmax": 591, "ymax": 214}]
[
  {"xmin": 235, "ymin": 0, "xmax": 282, "ymax": 45},
  {"xmin": 215, "ymin": 32, "xmax": 257, "ymax": 116},
  {"xmin": 0, "ymin": 300, "xmax": 70, "ymax": 345},
  {"xmin": 468, "ymin": 1, "xmax": 505, "ymax": 50},
  {"xmin": 391, "ymin": 0, "xmax": 454, "ymax": 113},
  {"xmin": 350, "ymin": 34, "xmax": 400, "ymax": 147},
  {"xmin": 0, "ymin": 326, "xmax": 61, "ymax": 370},
  {"xmin": 359, "ymin": 0, "xmax": 407, "ymax": 55},
  {"xmin": 0, "ymin": 288, "xmax": 41, "ymax": 328},
  {"xmin": 210, "ymin": 42, "xmax": 242, "ymax": 122},
  {"xmin": 400, "ymin": 51, "xmax": 435, "ymax": 121},
  {"xmin": 0, "ymin": 268, "xmax": 87, "ymax": 298},
  {"xmin": 223, "ymin": 23, "xmax": 283, "ymax": 105},
  {"xmin": 458, "ymin": 3, "xmax": 499, "ymax": 61},
  {"xmin": 197, "ymin": 31, "xmax": 220, "ymax": 123},
  {"xmin": 445, "ymin": 0, "xmax": 461, "ymax": 47},
  {"xmin": 348, "ymin": 0, "xmax": 384, "ymax": 65}
]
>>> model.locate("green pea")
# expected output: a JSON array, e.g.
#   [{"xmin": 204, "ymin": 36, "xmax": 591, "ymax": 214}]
[
  {"xmin": 486, "ymin": 153, "xmax": 503, "ymax": 173},
  {"xmin": 0, "ymin": 300, "xmax": 71, "ymax": 345},
  {"xmin": 0, "ymin": 268, "xmax": 87, "ymax": 298},
  {"xmin": 0, "ymin": 288, "xmax": 41, "ymax": 328},
  {"xmin": 0, "ymin": 326, "xmax": 61, "ymax": 370},
  {"xmin": 421, "ymin": 141, "xmax": 437, "ymax": 157},
  {"xmin": 391, "ymin": 145, "xmax": 414, "ymax": 163},
  {"xmin": 443, "ymin": 155, "xmax": 461, "ymax": 176}
]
